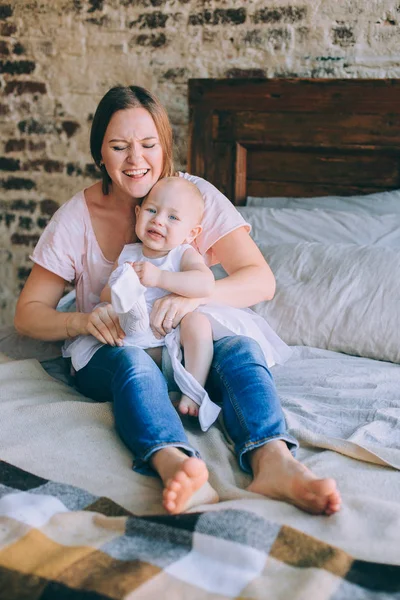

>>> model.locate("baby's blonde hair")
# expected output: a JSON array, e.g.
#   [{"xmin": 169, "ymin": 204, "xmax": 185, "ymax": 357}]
[{"xmin": 142, "ymin": 176, "xmax": 205, "ymax": 223}]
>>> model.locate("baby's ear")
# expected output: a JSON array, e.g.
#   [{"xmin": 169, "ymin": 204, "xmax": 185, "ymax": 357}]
[
  {"xmin": 184, "ymin": 224, "xmax": 202, "ymax": 244},
  {"xmin": 135, "ymin": 204, "xmax": 141, "ymax": 218}
]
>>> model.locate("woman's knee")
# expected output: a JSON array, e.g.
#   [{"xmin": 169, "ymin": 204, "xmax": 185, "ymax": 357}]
[
  {"xmin": 213, "ymin": 335, "xmax": 266, "ymax": 368},
  {"xmin": 112, "ymin": 346, "xmax": 169, "ymax": 400},
  {"xmin": 113, "ymin": 346, "xmax": 166, "ymax": 381}
]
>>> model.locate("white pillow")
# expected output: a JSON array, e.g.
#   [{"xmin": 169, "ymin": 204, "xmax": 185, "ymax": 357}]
[
  {"xmin": 238, "ymin": 207, "xmax": 400, "ymax": 248},
  {"xmin": 246, "ymin": 189, "xmax": 400, "ymax": 215},
  {"xmin": 253, "ymin": 242, "xmax": 400, "ymax": 364}
]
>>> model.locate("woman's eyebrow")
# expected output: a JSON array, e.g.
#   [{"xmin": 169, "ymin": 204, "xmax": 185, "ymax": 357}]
[{"xmin": 108, "ymin": 136, "xmax": 158, "ymax": 143}]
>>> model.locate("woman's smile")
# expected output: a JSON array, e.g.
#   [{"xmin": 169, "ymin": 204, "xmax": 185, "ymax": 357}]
[{"xmin": 123, "ymin": 168, "xmax": 149, "ymax": 179}]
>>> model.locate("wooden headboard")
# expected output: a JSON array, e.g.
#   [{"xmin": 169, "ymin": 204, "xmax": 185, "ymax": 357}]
[{"xmin": 188, "ymin": 79, "xmax": 400, "ymax": 206}]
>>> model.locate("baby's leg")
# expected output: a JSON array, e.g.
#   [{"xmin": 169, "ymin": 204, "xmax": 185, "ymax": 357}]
[{"xmin": 179, "ymin": 312, "xmax": 213, "ymax": 417}]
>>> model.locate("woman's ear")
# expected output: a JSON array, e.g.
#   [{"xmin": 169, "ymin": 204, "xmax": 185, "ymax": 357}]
[{"xmin": 184, "ymin": 224, "xmax": 202, "ymax": 244}]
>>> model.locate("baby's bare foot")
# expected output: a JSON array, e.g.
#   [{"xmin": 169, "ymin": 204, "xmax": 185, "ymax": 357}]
[
  {"xmin": 178, "ymin": 395, "xmax": 199, "ymax": 417},
  {"xmin": 162, "ymin": 457, "xmax": 218, "ymax": 514},
  {"xmin": 247, "ymin": 442, "xmax": 341, "ymax": 516}
]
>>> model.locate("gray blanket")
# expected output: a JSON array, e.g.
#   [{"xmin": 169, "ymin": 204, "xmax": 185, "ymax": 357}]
[{"xmin": 0, "ymin": 346, "xmax": 399, "ymax": 568}]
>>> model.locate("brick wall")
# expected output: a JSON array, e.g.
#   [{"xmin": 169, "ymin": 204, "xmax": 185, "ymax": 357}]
[{"xmin": 1, "ymin": 0, "xmax": 400, "ymax": 325}]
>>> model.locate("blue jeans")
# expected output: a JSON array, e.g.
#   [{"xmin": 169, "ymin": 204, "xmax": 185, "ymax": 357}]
[{"xmin": 75, "ymin": 336, "xmax": 298, "ymax": 475}]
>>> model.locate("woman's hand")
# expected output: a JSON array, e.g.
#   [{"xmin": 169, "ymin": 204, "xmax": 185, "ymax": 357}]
[
  {"xmin": 74, "ymin": 303, "xmax": 126, "ymax": 346},
  {"xmin": 150, "ymin": 294, "xmax": 203, "ymax": 337}
]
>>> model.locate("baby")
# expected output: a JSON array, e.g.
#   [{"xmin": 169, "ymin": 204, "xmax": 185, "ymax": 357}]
[
  {"xmin": 67, "ymin": 176, "xmax": 291, "ymax": 430},
  {"xmin": 103, "ymin": 176, "xmax": 218, "ymax": 422}
]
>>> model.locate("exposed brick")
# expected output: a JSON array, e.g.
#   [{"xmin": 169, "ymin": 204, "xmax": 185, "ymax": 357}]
[
  {"xmin": 332, "ymin": 25, "xmax": 356, "ymax": 47},
  {"xmin": 24, "ymin": 159, "xmax": 63, "ymax": 173},
  {"xmin": 189, "ymin": 8, "xmax": 246, "ymax": 26},
  {"xmin": 5, "ymin": 81, "xmax": 46, "ymax": 95},
  {"xmin": 17, "ymin": 266, "xmax": 31, "ymax": 282},
  {"xmin": 252, "ymin": 7, "xmax": 306, "ymax": 24},
  {"xmin": 18, "ymin": 119, "xmax": 55, "ymax": 135},
  {"xmin": 0, "ymin": 40, "xmax": 9, "ymax": 55},
  {"xmin": 1, "ymin": 177, "xmax": 36, "ymax": 190},
  {"xmin": 62, "ymin": 120, "xmax": 80, "ymax": 138},
  {"xmin": 310, "ymin": 65, "xmax": 336, "ymax": 77},
  {"xmin": 40, "ymin": 199, "xmax": 58, "ymax": 216},
  {"xmin": 85, "ymin": 163, "xmax": 99, "ymax": 178},
  {"xmin": 12, "ymin": 42, "xmax": 25, "ymax": 55},
  {"xmin": 0, "ymin": 156, "xmax": 20, "ymax": 171},
  {"xmin": 88, "ymin": 0, "xmax": 104, "ymax": 11},
  {"xmin": 0, "ymin": 59, "xmax": 35, "ymax": 74},
  {"xmin": 66, "ymin": 162, "xmax": 99, "ymax": 177},
  {"xmin": 135, "ymin": 33, "xmax": 167, "ymax": 47},
  {"xmin": 86, "ymin": 15, "xmax": 109, "ymax": 26},
  {"xmin": 5, "ymin": 213, "xmax": 16, "ymax": 227},
  {"xmin": 130, "ymin": 11, "xmax": 168, "ymax": 29},
  {"xmin": 121, "ymin": 0, "xmax": 167, "ymax": 6},
  {"xmin": 0, "ymin": 22, "xmax": 16, "ymax": 35},
  {"xmin": 29, "ymin": 140, "xmax": 46, "ymax": 151},
  {"xmin": 36, "ymin": 216, "xmax": 49, "ymax": 228},
  {"xmin": 0, "ymin": 104, "xmax": 10, "ymax": 115},
  {"xmin": 10, "ymin": 199, "xmax": 37, "ymax": 213},
  {"xmin": 225, "ymin": 67, "xmax": 266, "ymax": 78},
  {"xmin": 18, "ymin": 215, "xmax": 33, "ymax": 230},
  {"xmin": 67, "ymin": 162, "xmax": 82, "ymax": 176},
  {"xmin": 0, "ymin": 5, "xmax": 13, "ymax": 19},
  {"xmin": 162, "ymin": 67, "xmax": 187, "ymax": 81},
  {"xmin": 11, "ymin": 232, "xmax": 40, "ymax": 246},
  {"xmin": 5, "ymin": 139, "xmax": 26, "ymax": 152},
  {"xmin": 243, "ymin": 29, "xmax": 264, "ymax": 45}
]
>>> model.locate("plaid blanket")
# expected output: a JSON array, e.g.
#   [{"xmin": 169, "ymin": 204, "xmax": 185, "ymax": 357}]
[{"xmin": 0, "ymin": 460, "xmax": 399, "ymax": 600}]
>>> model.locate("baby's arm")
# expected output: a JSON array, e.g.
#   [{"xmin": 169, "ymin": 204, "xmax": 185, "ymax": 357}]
[{"xmin": 133, "ymin": 248, "xmax": 215, "ymax": 298}]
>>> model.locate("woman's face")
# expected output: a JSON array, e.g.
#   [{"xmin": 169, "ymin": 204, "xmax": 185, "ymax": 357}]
[{"xmin": 101, "ymin": 107, "xmax": 164, "ymax": 199}]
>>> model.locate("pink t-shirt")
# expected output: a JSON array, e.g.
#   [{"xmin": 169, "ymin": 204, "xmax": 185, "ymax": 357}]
[{"xmin": 30, "ymin": 172, "xmax": 251, "ymax": 314}]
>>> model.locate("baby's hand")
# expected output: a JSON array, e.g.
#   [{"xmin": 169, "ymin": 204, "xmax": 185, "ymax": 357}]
[{"xmin": 131, "ymin": 261, "xmax": 161, "ymax": 287}]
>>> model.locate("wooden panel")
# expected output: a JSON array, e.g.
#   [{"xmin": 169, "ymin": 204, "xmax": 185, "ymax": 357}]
[
  {"xmin": 247, "ymin": 149, "xmax": 400, "ymax": 186},
  {"xmin": 211, "ymin": 142, "xmax": 234, "ymax": 199},
  {"xmin": 216, "ymin": 111, "xmax": 400, "ymax": 147},
  {"xmin": 234, "ymin": 143, "xmax": 247, "ymax": 205},
  {"xmin": 188, "ymin": 78, "xmax": 400, "ymax": 201},
  {"xmin": 246, "ymin": 180, "xmax": 394, "ymax": 199},
  {"xmin": 189, "ymin": 79, "xmax": 400, "ymax": 113}
]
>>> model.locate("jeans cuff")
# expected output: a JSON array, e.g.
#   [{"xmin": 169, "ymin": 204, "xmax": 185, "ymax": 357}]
[
  {"xmin": 238, "ymin": 434, "xmax": 299, "ymax": 474},
  {"xmin": 133, "ymin": 442, "xmax": 202, "ymax": 476}
]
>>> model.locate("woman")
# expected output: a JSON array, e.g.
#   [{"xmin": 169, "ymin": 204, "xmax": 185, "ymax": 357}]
[{"xmin": 15, "ymin": 85, "xmax": 341, "ymax": 516}]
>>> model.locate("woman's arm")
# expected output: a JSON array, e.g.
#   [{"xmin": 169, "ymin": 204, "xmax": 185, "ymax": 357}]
[
  {"xmin": 149, "ymin": 227, "xmax": 274, "ymax": 337},
  {"xmin": 208, "ymin": 226, "xmax": 276, "ymax": 307},
  {"xmin": 14, "ymin": 264, "xmax": 78, "ymax": 340},
  {"xmin": 15, "ymin": 264, "xmax": 124, "ymax": 344}
]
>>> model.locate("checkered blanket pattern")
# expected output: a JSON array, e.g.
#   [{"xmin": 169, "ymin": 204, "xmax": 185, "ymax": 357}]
[{"xmin": 0, "ymin": 460, "xmax": 399, "ymax": 600}]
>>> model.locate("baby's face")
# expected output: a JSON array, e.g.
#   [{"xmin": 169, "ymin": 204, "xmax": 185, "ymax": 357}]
[{"xmin": 135, "ymin": 181, "xmax": 202, "ymax": 253}]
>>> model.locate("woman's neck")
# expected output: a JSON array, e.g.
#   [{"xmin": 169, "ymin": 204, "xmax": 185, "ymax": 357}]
[{"xmin": 108, "ymin": 184, "xmax": 140, "ymax": 210}]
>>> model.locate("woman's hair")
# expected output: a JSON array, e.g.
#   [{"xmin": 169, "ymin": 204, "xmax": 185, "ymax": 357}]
[{"xmin": 90, "ymin": 85, "xmax": 174, "ymax": 194}]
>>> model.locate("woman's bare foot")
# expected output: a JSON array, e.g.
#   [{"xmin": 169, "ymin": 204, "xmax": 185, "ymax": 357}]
[
  {"xmin": 151, "ymin": 448, "xmax": 218, "ymax": 514},
  {"xmin": 247, "ymin": 441, "xmax": 341, "ymax": 516},
  {"xmin": 178, "ymin": 394, "xmax": 199, "ymax": 417}
]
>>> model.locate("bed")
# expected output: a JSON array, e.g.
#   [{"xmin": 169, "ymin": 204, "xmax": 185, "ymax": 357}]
[{"xmin": 1, "ymin": 78, "xmax": 400, "ymax": 599}]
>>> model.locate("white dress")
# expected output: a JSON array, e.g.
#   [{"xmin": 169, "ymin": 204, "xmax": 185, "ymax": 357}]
[
  {"xmin": 67, "ymin": 243, "xmax": 292, "ymax": 432},
  {"xmin": 112, "ymin": 243, "xmax": 292, "ymax": 431}
]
